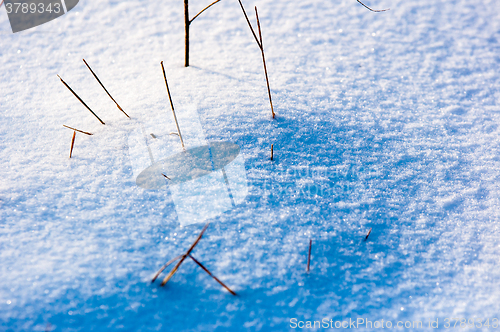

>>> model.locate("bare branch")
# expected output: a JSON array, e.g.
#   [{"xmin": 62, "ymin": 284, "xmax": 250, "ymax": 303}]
[
  {"xmin": 190, "ymin": 0, "xmax": 221, "ymax": 24},
  {"xmin": 356, "ymin": 0, "xmax": 389, "ymax": 12}
]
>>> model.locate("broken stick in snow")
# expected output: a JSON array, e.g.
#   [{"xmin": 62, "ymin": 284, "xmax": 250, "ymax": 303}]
[
  {"xmin": 306, "ymin": 239, "xmax": 312, "ymax": 272},
  {"xmin": 364, "ymin": 228, "xmax": 372, "ymax": 241}
]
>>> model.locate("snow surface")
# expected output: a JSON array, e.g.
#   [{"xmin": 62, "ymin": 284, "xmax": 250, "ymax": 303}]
[{"xmin": 1, "ymin": 0, "xmax": 500, "ymax": 330}]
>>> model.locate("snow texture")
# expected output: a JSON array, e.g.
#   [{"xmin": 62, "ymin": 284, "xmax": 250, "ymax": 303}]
[{"xmin": 1, "ymin": 0, "xmax": 500, "ymax": 330}]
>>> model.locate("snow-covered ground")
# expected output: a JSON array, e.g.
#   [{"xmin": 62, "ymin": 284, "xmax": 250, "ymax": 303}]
[{"xmin": 1, "ymin": 0, "xmax": 500, "ymax": 330}]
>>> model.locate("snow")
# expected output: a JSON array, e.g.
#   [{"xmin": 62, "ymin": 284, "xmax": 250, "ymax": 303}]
[{"xmin": 1, "ymin": 0, "xmax": 500, "ymax": 330}]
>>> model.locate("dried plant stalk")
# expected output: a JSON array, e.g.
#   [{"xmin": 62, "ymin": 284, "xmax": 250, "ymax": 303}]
[
  {"xmin": 356, "ymin": 0, "xmax": 389, "ymax": 12},
  {"xmin": 69, "ymin": 131, "xmax": 76, "ymax": 158},
  {"xmin": 63, "ymin": 125, "xmax": 92, "ymax": 136},
  {"xmin": 160, "ymin": 62, "xmax": 185, "ymax": 150},
  {"xmin": 152, "ymin": 254, "xmax": 183, "ymax": 283},
  {"xmin": 307, "ymin": 239, "xmax": 312, "ymax": 272},
  {"xmin": 237, "ymin": 0, "xmax": 275, "ymax": 118},
  {"xmin": 83, "ymin": 59, "xmax": 130, "ymax": 119},
  {"xmin": 364, "ymin": 228, "xmax": 373, "ymax": 241},
  {"xmin": 184, "ymin": 0, "xmax": 221, "ymax": 66},
  {"xmin": 189, "ymin": 254, "xmax": 237, "ymax": 296},
  {"xmin": 58, "ymin": 75, "xmax": 105, "ymax": 125}
]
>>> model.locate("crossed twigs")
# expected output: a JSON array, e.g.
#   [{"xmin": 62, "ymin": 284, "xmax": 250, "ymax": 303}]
[{"xmin": 152, "ymin": 223, "xmax": 236, "ymax": 296}]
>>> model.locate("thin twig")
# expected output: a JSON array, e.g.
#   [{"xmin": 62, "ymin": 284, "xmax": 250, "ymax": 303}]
[
  {"xmin": 255, "ymin": 7, "xmax": 263, "ymax": 48},
  {"xmin": 152, "ymin": 254, "xmax": 183, "ymax": 283},
  {"xmin": 306, "ymin": 239, "xmax": 312, "ymax": 272},
  {"xmin": 190, "ymin": 0, "xmax": 221, "ymax": 23},
  {"xmin": 160, "ymin": 61, "xmax": 185, "ymax": 151},
  {"xmin": 161, "ymin": 223, "xmax": 210, "ymax": 286},
  {"xmin": 63, "ymin": 125, "xmax": 92, "ymax": 136},
  {"xmin": 364, "ymin": 228, "xmax": 372, "ymax": 241},
  {"xmin": 237, "ymin": 0, "xmax": 261, "ymax": 47},
  {"xmin": 58, "ymin": 75, "xmax": 105, "ymax": 125},
  {"xmin": 162, "ymin": 173, "xmax": 171, "ymax": 180},
  {"xmin": 82, "ymin": 59, "xmax": 130, "ymax": 118},
  {"xmin": 271, "ymin": 144, "xmax": 273, "ymax": 161},
  {"xmin": 255, "ymin": 7, "xmax": 275, "ymax": 118},
  {"xmin": 69, "ymin": 131, "xmax": 76, "ymax": 158},
  {"xmin": 189, "ymin": 254, "xmax": 237, "ymax": 296},
  {"xmin": 356, "ymin": 0, "xmax": 389, "ymax": 12}
]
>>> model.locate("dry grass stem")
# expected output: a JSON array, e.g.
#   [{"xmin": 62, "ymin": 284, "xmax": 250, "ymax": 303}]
[
  {"xmin": 190, "ymin": 0, "xmax": 221, "ymax": 23},
  {"xmin": 237, "ymin": 0, "xmax": 275, "ymax": 118},
  {"xmin": 152, "ymin": 254, "xmax": 183, "ymax": 283},
  {"xmin": 58, "ymin": 75, "xmax": 105, "ymax": 125},
  {"xmin": 356, "ymin": 0, "xmax": 389, "ymax": 12},
  {"xmin": 63, "ymin": 125, "xmax": 92, "ymax": 136},
  {"xmin": 69, "ymin": 131, "xmax": 76, "ymax": 158},
  {"xmin": 160, "ymin": 61, "xmax": 185, "ymax": 150},
  {"xmin": 364, "ymin": 228, "xmax": 372, "ymax": 241},
  {"xmin": 307, "ymin": 239, "xmax": 312, "ymax": 272},
  {"xmin": 189, "ymin": 254, "xmax": 237, "ymax": 296},
  {"xmin": 82, "ymin": 59, "xmax": 130, "ymax": 118}
]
